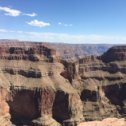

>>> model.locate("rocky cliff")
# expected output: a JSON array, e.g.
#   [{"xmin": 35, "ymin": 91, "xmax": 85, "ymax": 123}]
[
  {"xmin": 0, "ymin": 39, "xmax": 113, "ymax": 60},
  {"xmin": 46, "ymin": 43, "xmax": 113, "ymax": 60},
  {"xmin": 62, "ymin": 46, "xmax": 126, "ymax": 121},
  {"xmin": 0, "ymin": 42, "xmax": 83, "ymax": 126},
  {"xmin": 0, "ymin": 42, "xmax": 125, "ymax": 126}
]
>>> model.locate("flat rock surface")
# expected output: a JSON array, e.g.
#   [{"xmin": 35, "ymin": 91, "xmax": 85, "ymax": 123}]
[{"xmin": 78, "ymin": 118, "xmax": 126, "ymax": 126}]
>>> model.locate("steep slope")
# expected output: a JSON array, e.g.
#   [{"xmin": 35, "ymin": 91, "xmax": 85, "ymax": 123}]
[
  {"xmin": 0, "ymin": 41, "xmax": 126, "ymax": 126},
  {"xmin": 62, "ymin": 46, "xmax": 126, "ymax": 121},
  {"xmin": 0, "ymin": 42, "xmax": 84, "ymax": 126}
]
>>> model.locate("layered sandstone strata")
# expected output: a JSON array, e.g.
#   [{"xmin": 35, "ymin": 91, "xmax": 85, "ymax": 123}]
[
  {"xmin": 62, "ymin": 46, "xmax": 126, "ymax": 121},
  {"xmin": 0, "ymin": 42, "xmax": 84, "ymax": 126},
  {"xmin": 0, "ymin": 42, "xmax": 126, "ymax": 126}
]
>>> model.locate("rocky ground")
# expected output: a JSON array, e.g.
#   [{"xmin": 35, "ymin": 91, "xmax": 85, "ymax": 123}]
[{"xmin": 78, "ymin": 118, "xmax": 126, "ymax": 126}]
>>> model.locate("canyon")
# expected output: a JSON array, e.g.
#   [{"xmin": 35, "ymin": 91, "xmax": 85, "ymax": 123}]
[
  {"xmin": 0, "ymin": 39, "xmax": 113, "ymax": 60},
  {"xmin": 0, "ymin": 41, "xmax": 125, "ymax": 126}
]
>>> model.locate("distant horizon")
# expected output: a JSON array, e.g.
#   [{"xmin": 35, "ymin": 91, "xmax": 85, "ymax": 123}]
[
  {"xmin": 0, "ymin": 38, "xmax": 125, "ymax": 45},
  {"xmin": 0, "ymin": 0, "xmax": 126, "ymax": 44}
]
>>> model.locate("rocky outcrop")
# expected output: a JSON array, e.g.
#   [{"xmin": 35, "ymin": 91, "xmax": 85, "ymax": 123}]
[
  {"xmin": 62, "ymin": 46, "xmax": 126, "ymax": 121},
  {"xmin": 101, "ymin": 46, "xmax": 126, "ymax": 62},
  {"xmin": 0, "ymin": 42, "xmax": 126, "ymax": 126},
  {"xmin": 0, "ymin": 88, "xmax": 12, "ymax": 126},
  {"xmin": 0, "ymin": 41, "xmax": 84, "ymax": 126}
]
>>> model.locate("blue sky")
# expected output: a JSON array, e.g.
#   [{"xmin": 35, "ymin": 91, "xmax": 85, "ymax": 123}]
[{"xmin": 0, "ymin": 0, "xmax": 126, "ymax": 44}]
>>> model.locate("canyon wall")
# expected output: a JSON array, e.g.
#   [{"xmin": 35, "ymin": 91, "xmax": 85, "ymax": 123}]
[
  {"xmin": 0, "ymin": 41, "xmax": 125, "ymax": 126},
  {"xmin": 63, "ymin": 46, "xmax": 126, "ymax": 121},
  {"xmin": 0, "ymin": 42, "xmax": 84, "ymax": 126}
]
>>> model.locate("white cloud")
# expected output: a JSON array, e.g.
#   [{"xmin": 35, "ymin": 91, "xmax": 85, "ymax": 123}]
[
  {"xmin": 23, "ymin": 12, "xmax": 37, "ymax": 17},
  {"xmin": 0, "ymin": 6, "xmax": 21, "ymax": 16},
  {"xmin": 0, "ymin": 6, "xmax": 37, "ymax": 17},
  {"xmin": 58, "ymin": 22, "xmax": 73, "ymax": 27},
  {"xmin": 27, "ymin": 19, "xmax": 50, "ymax": 27},
  {"xmin": 64, "ymin": 24, "xmax": 73, "ymax": 27}
]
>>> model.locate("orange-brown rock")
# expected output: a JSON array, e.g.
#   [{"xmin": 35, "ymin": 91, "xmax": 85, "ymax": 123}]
[
  {"xmin": 0, "ymin": 41, "xmax": 84, "ymax": 126},
  {"xmin": 0, "ymin": 41, "xmax": 126, "ymax": 126},
  {"xmin": 78, "ymin": 118, "xmax": 126, "ymax": 126},
  {"xmin": 62, "ymin": 46, "xmax": 126, "ymax": 121},
  {"xmin": 0, "ymin": 88, "xmax": 12, "ymax": 126}
]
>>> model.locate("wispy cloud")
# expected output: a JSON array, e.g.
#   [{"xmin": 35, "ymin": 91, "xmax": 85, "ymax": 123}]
[
  {"xmin": 17, "ymin": 32, "xmax": 126, "ymax": 44},
  {"xmin": 27, "ymin": 19, "xmax": 50, "ymax": 27},
  {"xmin": 0, "ymin": 6, "xmax": 37, "ymax": 17},
  {"xmin": 0, "ymin": 6, "xmax": 21, "ymax": 16},
  {"xmin": 0, "ymin": 29, "xmax": 8, "ymax": 32},
  {"xmin": 58, "ymin": 22, "xmax": 73, "ymax": 27},
  {"xmin": 23, "ymin": 12, "xmax": 37, "ymax": 17},
  {"xmin": 1, "ymin": 28, "xmax": 126, "ymax": 44},
  {"xmin": 0, "ymin": 29, "xmax": 15, "ymax": 33}
]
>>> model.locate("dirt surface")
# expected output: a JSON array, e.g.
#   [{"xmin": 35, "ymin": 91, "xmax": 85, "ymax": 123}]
[{"xmin": 78, "ymin": 118, "xmax": 126, "ymax": 126}]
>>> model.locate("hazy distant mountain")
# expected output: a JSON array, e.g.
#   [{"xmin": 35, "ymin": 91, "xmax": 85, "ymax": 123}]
[
  {"xmin": 48, "ymin": 43, "xmax": 113, "ymax": 60},
  {"xmin": 0, "ymin": 39, "xmax": 113, "ymax": 60}
]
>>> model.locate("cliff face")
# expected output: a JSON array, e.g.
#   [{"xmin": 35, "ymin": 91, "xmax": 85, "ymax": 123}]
[
  {"xmin": 0, "ymin": 88, "xmax": 12, "ymax": 126},
  {"xmin": 63, "ymin": 46, "xmax": 126, "ymax": 121},
  {"xmin": 47, "ymin": 43, "xmax": 113, "ymax": 60},
  {"xmin": 101, "ymin": 46, "xmax": 126, "ymax": 62},
  {"xmin": 0, "ymin": 39, "xmax": 113, "ymax": 60},
  {"xmin": 0, "ymin": 42, "xmax": 83, "ymax": 126},
  {"xmin": 0, "ymin": 42, "xmax": 126, "ymax": 126}
]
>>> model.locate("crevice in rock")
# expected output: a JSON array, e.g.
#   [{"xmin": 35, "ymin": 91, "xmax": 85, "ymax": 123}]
[
  {"xmin": 52, "ymin": 91, "xmax": 71, "ymax": 124},
  {"xmin": 80, "ymin": 89, "xmax": 97, "ymax": 102}
]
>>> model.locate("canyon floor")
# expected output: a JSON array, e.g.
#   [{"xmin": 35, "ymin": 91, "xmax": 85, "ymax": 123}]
[{"xmin": 78, "ymin": 118, "xmax": 126, "ymax": 126}]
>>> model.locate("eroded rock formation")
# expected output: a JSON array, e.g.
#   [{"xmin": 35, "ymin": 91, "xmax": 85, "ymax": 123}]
[
  {"xmin": 0, "ymin": 42, "xmax": 83, "ymax": 126},
  {"xmin": 0, "ymin": 42, "xmax": 126, "ymax": 126},
  {"xmin": 63, "ymin": 46, "xmax": 126, "ymax": 121}
]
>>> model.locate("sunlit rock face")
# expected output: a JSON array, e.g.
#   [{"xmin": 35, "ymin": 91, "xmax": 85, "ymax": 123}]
[
  {"xmin": 78, "ymin": 118, "xmax": 126, "ymax": 126},
  {"xmin": 0, "ymin": 41, "xmax": 83, "ymax": 126},
  {"xmin": 0, "ymin": 41, "xmax": 126, "ymax": 126},
  {"xmin": 62, "ymin": 46, "xmax": 126, "ymax": 121}
]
